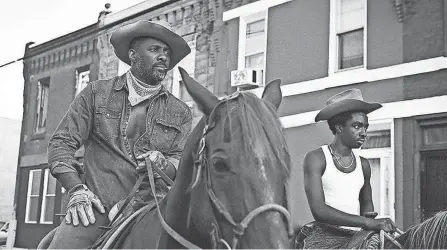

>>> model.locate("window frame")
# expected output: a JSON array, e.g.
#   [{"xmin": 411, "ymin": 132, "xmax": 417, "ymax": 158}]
[
  {"xmin": 75, "ymin": 65, "xmax": 91, "ymax": 96},
  {"xmin": 237, "ymin": 10, "xmax": 268, "ymax": 72},
  {"xmin": 34, "ymin": 78, "xmax": 50, "ymax": 134},
  {"xmin": 329, "ymin": 0, "xmax": 367, "ymax": 75},
  {"xmin": 39, "ymin": 169, "xmax": 57, "ymax": 224},
  {"xmin": 25, "ymin": 169, "xmax": 42, "ymax": 224}
]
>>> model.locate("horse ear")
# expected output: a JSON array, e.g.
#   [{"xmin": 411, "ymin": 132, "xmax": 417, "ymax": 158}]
[
  {"xmin": 178, "ymin": 67, "xmax": 219, "ymax": 116},
  {"xmin": 262, "ymin": 79, "xmax": 283, "ymax": 110}
]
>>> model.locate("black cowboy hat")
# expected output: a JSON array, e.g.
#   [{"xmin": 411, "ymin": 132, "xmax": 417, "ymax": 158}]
[{"xmin": 110, "ymin": 20, "xmax": 191, "ymax": 70}]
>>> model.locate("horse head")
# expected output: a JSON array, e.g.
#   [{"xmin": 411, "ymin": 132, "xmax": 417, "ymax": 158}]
[{"xmin": 178, "ymin": 67, "xmax": 293, "ymax": 249}]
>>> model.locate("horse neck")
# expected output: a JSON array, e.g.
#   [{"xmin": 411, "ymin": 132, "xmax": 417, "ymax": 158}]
[{"xmin": 162, "ymin": 118, "xmax": 206, "ymax": 243}]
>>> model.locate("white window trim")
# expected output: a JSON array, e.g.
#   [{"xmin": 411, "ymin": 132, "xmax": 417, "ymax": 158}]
[
  {"xmin": 222, "ymin": 0, "xmax": 292, "ymax": 22},
  {"xmin": 237, "ymin": 10, "xmax": 268, "ymax": 71},
  {"xmin": 25, "ymin": 169, "xmax": 41, "ymax": 224},
  {"xmin": 75, "ymin": 68, "xmax": 90, "ymax": 96},
  {"xmin": 40, "ymin": 169, "xmax": 56, "ymax": 224},
  {"xmin": 329, "ymin": 0, "xmax": 367, "ymax": 75},
  {"xmin": 280, "ymin": 94, "xmax": 447, "ymax": 129},
  {"xmin": 35, "ymin": 79, "xmax": 49, "ymax": 134},
  {"xmin": 248, "ymin": 56, "xmax": 447, "ymax": 98}
]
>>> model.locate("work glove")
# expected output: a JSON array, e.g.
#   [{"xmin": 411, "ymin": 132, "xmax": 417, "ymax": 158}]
[{"xmin": 65, "ymin": 184, "xmax": 106, "ymax": 227}]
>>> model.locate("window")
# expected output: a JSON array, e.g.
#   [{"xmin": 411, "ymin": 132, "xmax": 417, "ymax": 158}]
[
  {"xmin": 172, "ymin": 40, "xmax": 196, "ymax": 104},
  {"xmin": 25, "ymin": 170, "xmax": 42, "ymax": 223},
  {"xmin": 330, "ymin": 0, "xmax": 366, "ymax": 73},
  {"xmin": 238, "ymin": 11, "xmax": 267, "ymax": 70},
  {"xmin": 357, "ymin": 120, "xmax": 395, "ymax": 221},
  {"xmin": 75, "ymin": 66, "xmax": 90, "ymax": 96},
  {"xmin": 35, "ymin": 78, "xmax": 50, "ymax": 134},
  {"xmin": 40, "ymin": 169, "xmax": 57, "ymax": 224}
]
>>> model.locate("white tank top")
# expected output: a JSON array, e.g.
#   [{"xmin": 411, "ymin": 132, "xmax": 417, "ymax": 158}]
[{"xmin": 321, "ymin": 145, "xmax": 364, "ymax": 217}]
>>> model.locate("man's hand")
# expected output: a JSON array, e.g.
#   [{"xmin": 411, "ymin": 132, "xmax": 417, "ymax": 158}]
[
  {"xmin": 65, "ymin": 184, "xmax": 106, "ymax": 227},
  {"xmin": 136, "ymin": 151, "xmax": 168, "ymax": 173},
  {"xmin": 365, "ymin": 217, "xmax": 397, "ymax": 233}
]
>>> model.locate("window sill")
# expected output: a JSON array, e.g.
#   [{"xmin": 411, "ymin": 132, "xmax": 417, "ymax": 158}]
[
  {"xmin": 30, "ymin": 132, "xmax": 46, "ymax": 141},
  {"xmin": 333, "ymin": 65, "xmax": 365, "ymax": 74}
]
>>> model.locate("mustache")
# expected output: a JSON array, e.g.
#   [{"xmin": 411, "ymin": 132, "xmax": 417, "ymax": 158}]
[{"xmin": 153, "ymin": 63, "xmax": 168, "ymax": 68}]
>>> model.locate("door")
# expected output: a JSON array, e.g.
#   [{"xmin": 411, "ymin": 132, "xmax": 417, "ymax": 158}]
[{"xmin": 421, "ymin": 150, "xmax": 447, "ymax": 221}]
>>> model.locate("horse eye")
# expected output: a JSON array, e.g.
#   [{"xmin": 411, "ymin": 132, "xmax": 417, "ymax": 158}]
[{"xmin": 213, "ymin": 160, "xmax": 229, "ymax": 173}]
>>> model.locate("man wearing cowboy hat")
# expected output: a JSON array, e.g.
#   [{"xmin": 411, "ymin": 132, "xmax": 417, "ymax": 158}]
[
  {"xmin": 46, "ymin": 20, "xmax": 193, "ymax": 248},
  {"xmin": 296, "ymin": 89, "xmax": 397, "ymax": 249}
]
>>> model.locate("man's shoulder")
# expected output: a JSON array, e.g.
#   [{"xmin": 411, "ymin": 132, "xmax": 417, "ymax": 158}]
[
  {"xmin": 90, "ymin": 76, "xmax": 121, "ymax": 96},
  {"xmin": 304, "ymin": 147, "xmax": 327, "ymax": 172},
  {"xmin": 305, "ymin": 147, "xmax": 325, "ymax": 160},
  {"xmin": 165, "ymin": 92, "xmax": 192, "ymax": 119}
]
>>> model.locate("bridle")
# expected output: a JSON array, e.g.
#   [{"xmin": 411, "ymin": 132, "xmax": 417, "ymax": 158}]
[
  {"xmin": 147, "ymin": 94, "xmax": 293, "ymax": 249},
  {"xmin": 188, "ymin": 95, "xmax": 294, "ymax": 249}
]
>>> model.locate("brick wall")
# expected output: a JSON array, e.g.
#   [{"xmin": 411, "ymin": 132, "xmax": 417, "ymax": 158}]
[{"xmin": 402, "ymin": 0, "xmax": 447, "ymax": 100}]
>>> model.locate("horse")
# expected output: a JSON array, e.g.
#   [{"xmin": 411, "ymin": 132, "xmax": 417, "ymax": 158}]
[
  {"xmin": 383, "ymin": 210, "xmax": 447, "ymax": 249},
  {"xmin": 294, "ymin": 210, "xmax": 447, "ymax": 249},
  {"xmin": 111, "ymin": 68, "xmax": 294, "ymax": 249}
]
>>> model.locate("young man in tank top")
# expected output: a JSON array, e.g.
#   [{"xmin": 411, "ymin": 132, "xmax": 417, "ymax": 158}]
[{"xmin": 296, "ymin": 89, "xmax": 396, "ymax": 249}]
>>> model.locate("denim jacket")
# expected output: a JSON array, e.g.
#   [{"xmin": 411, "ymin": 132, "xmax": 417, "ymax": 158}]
[{"xmin": 48, "ymin": 73, "xmax": 192, "ymax": 209}]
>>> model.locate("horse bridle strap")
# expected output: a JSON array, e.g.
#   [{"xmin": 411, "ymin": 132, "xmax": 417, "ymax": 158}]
[
  {"xmin": 146, "ymin": 158, "xmax": 202, "ymax": 249},
  {"xmin": 194, "ymin": 115, "xmax": 294, "ymax": 249}
]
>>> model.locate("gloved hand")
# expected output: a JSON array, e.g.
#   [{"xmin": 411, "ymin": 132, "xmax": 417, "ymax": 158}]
[
  {"xmin": 136, "ymin": 151, "xmax": 172, "ymax": 196},
  {"xmin": 65, "ymin": 184, "xmax": 106, "ymax": 227},
  {"xmin": 136, "ymin": 151, "xmax": 169, "ymax": 174}
]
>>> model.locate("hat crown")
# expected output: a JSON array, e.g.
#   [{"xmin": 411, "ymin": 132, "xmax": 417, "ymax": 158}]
[{"xmin": 326, "ymin": 88, "xmax": 364, "ymax": 106}]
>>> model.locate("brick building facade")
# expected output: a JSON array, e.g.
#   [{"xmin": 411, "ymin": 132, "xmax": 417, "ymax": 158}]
[
  {"xmin": 14, "ymin": 0, "xmax": 236, "ymax": 247},
  {"xmin": 221, "ymin": 0, "xmax": 447, "ymax": 230}
]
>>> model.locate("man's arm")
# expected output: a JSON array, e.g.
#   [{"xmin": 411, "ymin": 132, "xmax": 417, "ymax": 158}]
[
  {"xmin": 304, "ymin": 149, "xmax": 370, "ymax": 228},
  {"xmin": 359, "ymin": 157, "xmax": 375, "ymax": 216},
  {"xmin": 48, "ymin": 83, "xmax": 95, "ymax": 190}
]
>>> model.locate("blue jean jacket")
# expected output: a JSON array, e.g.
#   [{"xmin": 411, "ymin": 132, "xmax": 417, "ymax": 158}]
[{"xmin": 48, "ymin": 73, "xmax": 192, "ymax": 209}]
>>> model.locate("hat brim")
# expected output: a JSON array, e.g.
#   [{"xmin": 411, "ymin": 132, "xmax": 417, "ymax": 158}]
[
  {"xmin": 110, "ymin": 21, "xmax": 191, "ymax": 70},
  {"xmin": 315, "ymin": 99, "xmax": 382, "ymax": 122}
]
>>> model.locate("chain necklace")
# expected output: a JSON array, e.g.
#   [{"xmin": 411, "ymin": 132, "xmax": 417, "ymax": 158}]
[{"xmin": 328, "ymin": 145, "xmax": 354, "ymax": 169}]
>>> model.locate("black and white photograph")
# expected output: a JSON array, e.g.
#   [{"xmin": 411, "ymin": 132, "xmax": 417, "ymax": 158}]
[{"xmin": 0, "ymin": 0, "xmax": 447, "ymax": 249}]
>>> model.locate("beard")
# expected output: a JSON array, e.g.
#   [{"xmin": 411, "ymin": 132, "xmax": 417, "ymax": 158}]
[{"xmin": 133, "ymin": 54, "xmax": 167, "ymax": 84}]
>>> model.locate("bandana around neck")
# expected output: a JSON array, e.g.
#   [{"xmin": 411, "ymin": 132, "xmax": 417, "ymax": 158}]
[{"xmin": 126, "ymin": 71, "xmax": 162, "ymax": 106}]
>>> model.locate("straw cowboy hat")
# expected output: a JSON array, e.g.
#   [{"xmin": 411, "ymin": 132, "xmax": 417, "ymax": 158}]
[
  {"xmin": 315, "ymin": 89, "xmax": 382, "ymax": 122},
  {"xmin": 110, "ymin": 20, "xmax": 191, "ymax": 70}
]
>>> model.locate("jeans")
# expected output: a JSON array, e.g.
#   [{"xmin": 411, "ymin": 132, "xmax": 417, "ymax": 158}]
[{"xmin": 48, "ymin": 209, "xmax": 109, "ymax": 249}]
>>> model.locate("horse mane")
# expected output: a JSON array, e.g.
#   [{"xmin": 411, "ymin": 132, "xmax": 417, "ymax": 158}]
[
  {"xmin": 402, "ymin": 210, "xmax": 447, "ymax": 248},
  {"xmin": 220, "ymin": 92, "xmax": 291, "ymax": 175}
]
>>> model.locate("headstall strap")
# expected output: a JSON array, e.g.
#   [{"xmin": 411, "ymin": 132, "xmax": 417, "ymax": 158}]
[{"xmin": 190, "ymin": 93, "xmax": 294, "ymax": 249}]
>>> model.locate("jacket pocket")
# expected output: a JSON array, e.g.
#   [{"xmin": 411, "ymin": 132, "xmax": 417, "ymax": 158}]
[
  {"xmin": 150, "ymin": 118, "xmax": 181, "ymax": 152},
  {"xmin": 95, "ymin": 106, "xmax": 122, "ymax": 140}
]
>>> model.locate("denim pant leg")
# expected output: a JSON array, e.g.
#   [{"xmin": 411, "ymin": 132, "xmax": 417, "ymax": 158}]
[{"xmin": 48, "ymin": 209, "xmax": 109, "ymax": 249}]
